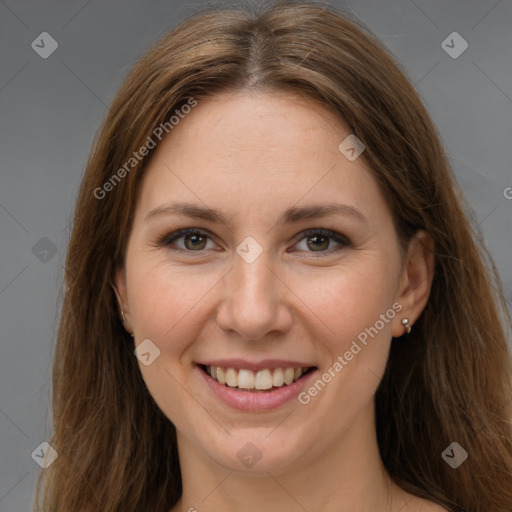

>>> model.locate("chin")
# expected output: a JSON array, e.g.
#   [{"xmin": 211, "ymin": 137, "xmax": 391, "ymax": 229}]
[{"xmin": 190, "ymin": 423, "xmax": 316, "ymax": 475}]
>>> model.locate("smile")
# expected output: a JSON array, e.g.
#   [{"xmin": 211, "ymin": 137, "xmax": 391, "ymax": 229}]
[
  {"xmin": 197, "ymin": 362, "xmax": 319, "ymax": 411},
  {"xmin": 200, "ymin": 364, "xmax": 315, "ymax": 392}
]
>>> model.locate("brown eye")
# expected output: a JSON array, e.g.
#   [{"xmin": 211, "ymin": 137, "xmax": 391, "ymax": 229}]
[
  {"xmin": 160, "ymin": 229, "xmax": 215, "ymax": 252},
  {"xmin": 305, "ymin": 234, "xmax": 330, "ymax": 251},
  {"xmin": 293, "ymin": 229, "xmax": 351, "ymax": 255},
  {"xmin": 159, "ymin": 227, "xmax": 351, "ymax": 255},
  {"xmin": 183, "ymin": 233, "xmax": 208, "ymax": 250}
]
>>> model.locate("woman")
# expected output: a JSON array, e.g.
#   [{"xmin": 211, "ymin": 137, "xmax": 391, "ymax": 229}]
[{"xmin": 33, "ymin": 1, "xmax": 512, "ymax": 511}]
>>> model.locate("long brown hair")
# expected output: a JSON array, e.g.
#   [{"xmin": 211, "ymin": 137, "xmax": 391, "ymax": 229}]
[{"xmin": 33, "ymin": 2, "xmax": 512, "ymax": 511}]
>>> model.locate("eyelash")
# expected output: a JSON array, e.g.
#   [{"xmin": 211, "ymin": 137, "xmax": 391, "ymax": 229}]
[{"xmin": 156, "ymin": 228, "xmax": 352, "ymax": 256}]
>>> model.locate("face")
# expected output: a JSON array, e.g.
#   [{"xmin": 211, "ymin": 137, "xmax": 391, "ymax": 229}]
[{"xmin": 115, "ymin": 90, "xmax": 429, "ymax": 475}]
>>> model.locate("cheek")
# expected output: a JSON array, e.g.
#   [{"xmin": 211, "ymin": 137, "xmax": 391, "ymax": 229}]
[
  {"xmin": 294, "ymin": 254, "xmax": 400, "ymax": 408},
  {"xmin": 297, "ymin": 255, "xmax": 399, "ymax": 349},
  {"xmin": 126, "ymin": 262, "xmax": 217, "ymax": 429},
  {"xmin": 313, "ymin": 262, "xmax": 399, "ymax": 410},
  {"xmin": 127, "ymin": 260, "xmax": 214, "ymax": 345},
  {"xmin": 126, "ymin": 258, "xmax": 223, "ymax": 415}
]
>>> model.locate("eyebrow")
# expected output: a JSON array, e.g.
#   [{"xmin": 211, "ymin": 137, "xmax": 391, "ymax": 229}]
[{"xmin": 144, "ymin": 201, "xmax": 368, "ymax": 227}]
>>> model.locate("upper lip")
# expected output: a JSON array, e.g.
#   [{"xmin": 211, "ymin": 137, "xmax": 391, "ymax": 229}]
[{"xmin": 197, "ymin": 359, "xmax": 316, "ymax": 372}]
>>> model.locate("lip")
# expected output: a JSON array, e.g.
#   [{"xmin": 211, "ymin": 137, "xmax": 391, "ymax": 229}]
[
  {"xmin": 197, "ymin": 358, "xmax": 314, "ymax": 372},
  {"xmin": 196, "ymin": 364, "xmax": 318, "ymax": 412}
]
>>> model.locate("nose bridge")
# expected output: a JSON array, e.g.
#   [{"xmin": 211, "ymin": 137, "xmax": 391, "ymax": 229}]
[
  {"xmin": 232, "ymin": 233, "xmax": 277, "ymax": 295},
  {"xmin": 234, "ymin": 251, "xmax": 276, "ymax": 303},
  {"xmin": 232, "ymin": 245, "xmax": 278, "ymax": 310},
  {"xmin": 216, "ymin": 242, "xmax": 289, "ymax": 339}
]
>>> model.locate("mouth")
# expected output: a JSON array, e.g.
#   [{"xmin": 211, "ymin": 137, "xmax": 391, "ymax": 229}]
[{"xmin": 199, "ymin": 364, "xmax": 317, "ymax": 392}]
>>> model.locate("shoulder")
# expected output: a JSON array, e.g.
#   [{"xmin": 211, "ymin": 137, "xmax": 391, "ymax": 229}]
[
  {"xmin": 420, "ymin": 503, "xmax": 449, "ymax": 512},
  {"xmin": 402, "ymin": 493, "xmax": 449, "ymax": 512}
]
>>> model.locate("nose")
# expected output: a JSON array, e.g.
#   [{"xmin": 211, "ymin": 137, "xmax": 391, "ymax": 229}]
[{"xmin": 215, "ymin": 247, "xmax": 293, "ymax": 341}]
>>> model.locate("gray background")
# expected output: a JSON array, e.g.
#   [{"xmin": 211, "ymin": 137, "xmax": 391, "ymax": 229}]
[{"xmin": 1, "ymin": 0, "xmax": 511, "ymax": 510}]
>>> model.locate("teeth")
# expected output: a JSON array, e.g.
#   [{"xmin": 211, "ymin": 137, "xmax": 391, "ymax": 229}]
[
  {"xmin": 284, "ymin": 367, "xmax": 295, "ymax": 385},
  {"xmin": 255, "ymin": 369, "xmax": 273, "ymax": 390},
  {"xmin": 225, "ymin": 367, "xmax": 237, "ymax": 387},
  {"xmin": 216, "ymin": 367, "xmax": 226, "ymax": 385},
  {"xmin": 205, "ymin": 365, "xmax": 310, "ymax": 390},
  {"xmin": 272, "ymin": 368, "xmax": 284, "ymax": 387},
  {"xmin": 238, "ymin": 369, "xmax": 254, "ymax": 389}
]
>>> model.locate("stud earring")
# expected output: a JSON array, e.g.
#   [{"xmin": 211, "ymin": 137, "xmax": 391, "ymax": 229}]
[
  {"xmin": 112, "ymin": 284, "xmax": 134, "ymax": 337},
  {"xmin": 401, "ymin": 318, "xmax": 412, "ymax": 334},
  {"xmin": 120, "ymin": 310, "xmax": 134, "ymax": 337}
]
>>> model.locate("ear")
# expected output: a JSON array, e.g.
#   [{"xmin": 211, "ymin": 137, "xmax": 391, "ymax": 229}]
[
  {"xmin": 112, "ymin": 265, "xmax": 133, "ymax": 334},
  {"xmin": 392, "ymin": 230, "xmax": 435, "ymax": 337}
]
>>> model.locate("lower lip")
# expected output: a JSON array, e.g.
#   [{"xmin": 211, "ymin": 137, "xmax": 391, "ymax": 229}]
[{"xmin": 197, "ymin": 365, "xmax": 318, "ymax": 412}]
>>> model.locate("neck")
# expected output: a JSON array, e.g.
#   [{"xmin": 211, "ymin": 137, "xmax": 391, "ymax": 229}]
[{"xmin": 173, "ymin": 402, "xmax": 405, "ymax": 512}]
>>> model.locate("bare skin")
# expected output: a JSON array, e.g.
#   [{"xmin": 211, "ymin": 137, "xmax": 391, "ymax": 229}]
[{"xmin": 114, "ymin": 90, "xmax": 446, "ymax": 512}]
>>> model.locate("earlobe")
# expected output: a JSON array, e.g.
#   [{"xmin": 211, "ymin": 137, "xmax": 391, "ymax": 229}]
[
  {"xmin": 112, "ymin": 266, "xmax": 133, "ymax": 334},
  {"xmin": 392, "ymin": 230, "xmax": 435, "ymax": 337}
]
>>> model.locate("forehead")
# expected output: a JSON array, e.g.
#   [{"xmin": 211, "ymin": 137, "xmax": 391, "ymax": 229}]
[
  {"xmin": 158, "ymin": 90, "xmax": 350, "ymax": 161},
  {"xmin": 134, "ymin": 90, "xmax": 389, "ymax": 226}
]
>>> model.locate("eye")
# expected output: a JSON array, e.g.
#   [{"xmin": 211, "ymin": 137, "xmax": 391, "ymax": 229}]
[
  {"xmin": 291, "ymin": 228, "xmax": 352, "ymax": 255},
  {"xmin": 158, "ymin": 228, "xmax": 216, "ymax": 252},
  {"xmin": 157, "ymin": 227, "xmax": 351, "ymax": 255}
]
